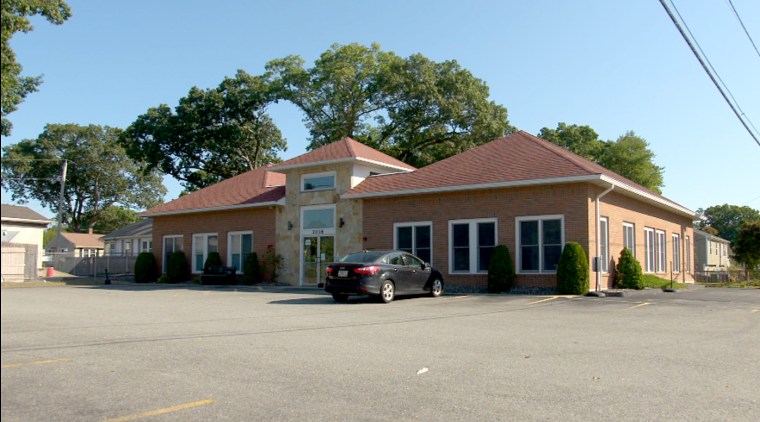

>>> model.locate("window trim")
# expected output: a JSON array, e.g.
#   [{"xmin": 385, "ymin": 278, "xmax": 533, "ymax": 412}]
[
  {"xmin": 192, "ymin": 232, "xmax": 218, "ymax": 274},
  {"xmin": 515, "ymin": 215, "xmax": 565, "ymax": 275},
  {"xmin": 227, "ymin": 230, "xmax": 253, "ymax": 273},
  {"xmin": 393, "ymin": 221, "xmax": 433, "ymax": 266},
  {"xmin": 448, "ymin": 218, "xmax": 498, "ymax": 275},
  {"xmin": 685, "ymin": 235, "xmax": 691, "ymax": 274},
  {"xmin": 600, "ymin": 217, "xmax": 609, "ymax": 273},
  {"xmin": 623, "ymin": 222, "xmax": 635, "ymax": 256},
  {"xmin": 672, "ymin": 233, "xmax": 681, "ymax": 273},
  {"xmin": 301, "ymin": 171, "xmax": 336, "ymax": 192},
  {"xmin": 300, "ymin": 204, "xmax": 336, "ymax": 236},
  {"xmin": 162, "ymin": 235, "xmax": 183, "ymax": 272},
  {"xmin": 644, "ymin": 228, "xmax": 655, "ymax": 273},
  {"xmin": 656, "ymin": 229, "xmax": 666, "ymax": 273}
]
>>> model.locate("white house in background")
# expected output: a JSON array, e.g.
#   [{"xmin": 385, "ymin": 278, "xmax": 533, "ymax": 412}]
[
  {"xmin": 1, "ymin": 204, "xmax": 52, "ymax": 273},
  {"xmin": 694, "ymin": 229, "xmax": 732, "ymax": 272},
  {"xmin": 102, "ymin": 219, "xmax": 152, "ymax": 256}
]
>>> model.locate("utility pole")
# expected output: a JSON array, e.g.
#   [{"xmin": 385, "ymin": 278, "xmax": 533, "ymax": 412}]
[{"xmin": 56, "ymin": 159, "xmax": 68, "ymax": 243}]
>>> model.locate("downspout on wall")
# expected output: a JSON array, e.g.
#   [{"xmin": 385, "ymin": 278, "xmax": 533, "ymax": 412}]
[{"xmin": 595, "ymin": 183, "xmax": 614, "ymax": 292}]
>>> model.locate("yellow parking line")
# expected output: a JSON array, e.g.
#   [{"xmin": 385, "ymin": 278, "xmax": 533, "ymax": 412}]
[
  {"xmin": 1, "ymin": 358, "xmax": 70, "ymax": 369},
  {"xmin": 752, "ymin": 309, "xmax": 759, "ymax": 314},
  {"xmin": 104, "ymin": 399, "xmax": 215, "ymax": 422},
  {"xmin": 628, "ymin": 302, "xmax": 651, "ymax": 310},
  {"xmin": 529, "ymin": 296, "xmax": 559, "ymax": 305}
]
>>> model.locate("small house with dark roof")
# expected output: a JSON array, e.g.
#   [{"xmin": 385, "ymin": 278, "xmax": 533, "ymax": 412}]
[{"xmin": 143, "ymin": 132, "xmax": 698, "ymax": 291}]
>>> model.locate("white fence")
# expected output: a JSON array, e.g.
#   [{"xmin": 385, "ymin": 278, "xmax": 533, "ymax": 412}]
[{"xmin": 1, "ymin": 242, "xmax": 39, "ymax": 282}]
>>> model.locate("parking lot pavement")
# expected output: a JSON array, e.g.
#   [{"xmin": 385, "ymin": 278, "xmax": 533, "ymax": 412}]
[{"xmin": 2, "ymin": 285, "xmax": 758, "ymax": 421}]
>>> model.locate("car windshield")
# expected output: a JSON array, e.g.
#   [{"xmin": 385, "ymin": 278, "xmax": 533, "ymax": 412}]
[{"xmin": 338, "ymin": 252, "xmax": 385, "ymax": 263}]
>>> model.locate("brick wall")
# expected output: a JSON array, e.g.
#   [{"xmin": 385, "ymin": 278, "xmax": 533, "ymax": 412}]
[
  {"xmin": 362, "ymin": 182, "xmax": 694, "ymax": 291},
  {"xmin": 152, "ymin": 207, "xmax": 277, "ymax": 275}
]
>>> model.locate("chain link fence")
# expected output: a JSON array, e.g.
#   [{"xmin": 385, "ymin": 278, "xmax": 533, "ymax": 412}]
[{"xmin": 45, "ymin": 252, "xmax": 139, "ymax": 278}]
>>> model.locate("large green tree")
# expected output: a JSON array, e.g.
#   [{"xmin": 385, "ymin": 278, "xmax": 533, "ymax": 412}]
[
  {"xmin": 599, "ymin": 131, "xmax": 664, "ymax": 194},
  {"xmin": 1, "ymin": 0, "xmax": 71, "ymax": 136},
  {"xmin": 696, "ymin": 204, "xmax": 760, "ymax": 244},
  {"xmin": 120, "ymin": 70, "xmax": 286, "ymax": 191},
  {"xmin": 538, "ymin": 123, "xmax": 604, "ymax": 162},
  {"xmin": 733, "ymin": 221, "xmax": 760, "ymax": 276},
  {"xmin": 1, "ymin": 123, "xmax": 166, "ymax": 232},
  {"xmin": 538, "ymin": 123, "xmax": 665, "ymax": 193},
  {"xmin": 82, "ymin": 205, "xmax": 139, "ymax": 234},
  {"xmin": 267, "ymin": 43, "xmax": 513, "ymax": 167}
]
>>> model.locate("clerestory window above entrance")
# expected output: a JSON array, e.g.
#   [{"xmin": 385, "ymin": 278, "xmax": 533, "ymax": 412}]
[{"xmin": 301, "ymin": 171, "xmax": 336, "ymax": 192}]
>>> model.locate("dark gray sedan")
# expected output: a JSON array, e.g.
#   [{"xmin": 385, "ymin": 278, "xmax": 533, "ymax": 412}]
[{"xmin": 324, "ymin": 250, "xmax": 444, "ymax": 303}]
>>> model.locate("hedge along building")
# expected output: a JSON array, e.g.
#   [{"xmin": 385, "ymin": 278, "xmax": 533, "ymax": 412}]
[{"xmin": 143, "ymin": 131, "xmax": 698, "ymax": 291}]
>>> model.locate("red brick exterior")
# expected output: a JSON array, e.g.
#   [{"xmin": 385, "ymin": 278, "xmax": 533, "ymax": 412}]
[
  {"xmin": 152, "ymin": 207, "xmax": 277, "ymax": 276},
  {"xmin": 362, "ymin": 182, "xmax": 694, "ymax": 291}
]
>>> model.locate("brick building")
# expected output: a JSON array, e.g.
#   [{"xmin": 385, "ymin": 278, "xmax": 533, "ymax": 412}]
[{"xmin": 143, "ymin": 131, "xmax": 698, "ymax": 291}]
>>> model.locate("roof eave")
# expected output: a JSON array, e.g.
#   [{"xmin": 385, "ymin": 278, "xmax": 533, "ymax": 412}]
[
  {"xmin": 1, "ymin": 217, "xmax": 53, "ymax": 225},
  {"xmin": 272, "ymin": 157, "xmax": 414, "ymax": 173},
  {"xmin": 140, "ymin": 201, "xmax": 282, "ymax": 218},
  {"xmin": 342, "ymin": 175, "xmax": 604, "ymax": 199},
  {"xmin": 598, "ymin": 175, "xmax": 698, "ymax": 220}
]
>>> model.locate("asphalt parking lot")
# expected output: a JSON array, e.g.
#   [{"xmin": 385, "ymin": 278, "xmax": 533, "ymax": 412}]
[{"xmin": 2, "ymin": 284, "xmax": 758, "ymax": 421}]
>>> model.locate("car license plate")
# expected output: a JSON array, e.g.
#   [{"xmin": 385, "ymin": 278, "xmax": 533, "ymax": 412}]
[{"xmin": 338, "ymin": 270, "xmax": 348, "ymax": 277}]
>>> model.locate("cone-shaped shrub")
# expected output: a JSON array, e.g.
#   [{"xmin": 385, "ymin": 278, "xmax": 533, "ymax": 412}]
[
  {"xmin": 616, "ymin": 248, "xmax": 643, "ymax": 289},
  {"xmin": 203, "ymin": 251, "xmax": 223, "ymax": 272},
  {"xmin": 243, "ymin": 252, "xmax": 261, "ymax": 284},
  {"xmin": 166, "ymin": 250, "xmax": 190, "ymax": 284},
  {"xmin": 488, "ymin": 245, "xmax": 515, "ymax": 293},
  {"xmin": 556, "ymin": 242, "xmax": 589, "ymax": 295},
  {"xmin": 134, "ymin": 252, "xmax": 158, "ymax": 283}
]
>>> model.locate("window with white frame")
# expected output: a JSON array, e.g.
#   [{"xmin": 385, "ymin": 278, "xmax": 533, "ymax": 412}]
[
  {"xmin": 623, "ymin": 222, "xmax": 635, "ymax": 255},
  {"xmin": 124, "ymin": 240, "xmax": 132, "ymax": 256},
  {"xmin": 644, "ymin": 228, "xmax": 655, "ymax": 273},
  {"xmin": 228, "ymin": 231, "xmax": 253, "ymax": 272},
  {"xmin": 163, "ymin": 235, "xmax": 183, "ymax": 271},
  {"xmin": 672, "ymin": 233, "xmax": 681, "ymax": 273},
  {"xmin": 685, "ymin": 236, "xmax": 691, "ymax": 273},
  {"xmin": 449, "ymin": 218, "xmax": 497, "ymax": 274},
  {"xmin": 656, "ymin": 230, "xmax": 666, "ymax": 273},
  {"xmin": 394, "ymin": 222, "xmax": 432, "ymax": 265},
  {"xmin": 517, "ymin": 215, "xmax": 564, "ymax": 273},
  {"xmin": 141, "ymin": 239, "xmax": 152, "ymax": 253},
  {"xmin": 301, "ymin": 171, "xmax": 336, "ymax": 192},
  {"xmin": 600, "ymin": 217, "xmax": 609, "ymax": 273},
  {"xmin": 302, "ymin": 205, "xmax": 335, "ymax": 232},
  {"xmin": 192, "ymin": 233, "xmax": 218, "ymax": 273}
]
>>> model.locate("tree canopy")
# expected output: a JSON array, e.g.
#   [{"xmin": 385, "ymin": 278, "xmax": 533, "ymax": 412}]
[
  {"xmin": 733, "ymin": 221, "xmax": 760, "ymax": 273},
  {"xmin": 267, "ymin": 43, "xmax": 513, "ymax": 167},
  {"xmin": 1, "ymin": 123, "xmax": 166, "ymax": 232},
  {"xmin": 120, "ymin": 70, "xmax": 286, "ymax": 192},
  {"xmin": 538, "ymin": 123, "xmax": 665, "ymax": 193},
  {"xmin": 696, "ymin": 204, "xmax": 760, "ymax": 244},
  {"xmin": 1, "ymin": 0, "xmax": 71, "ymax": 136}
]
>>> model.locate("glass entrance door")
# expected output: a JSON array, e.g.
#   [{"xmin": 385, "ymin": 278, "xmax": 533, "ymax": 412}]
[{"xmin": 302, "ymin": 235, "xmax": 334, "ymax": 286}]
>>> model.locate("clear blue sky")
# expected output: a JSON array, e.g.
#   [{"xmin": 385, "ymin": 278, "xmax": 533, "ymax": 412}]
[{"xmin": 2, "ymin": 0, "xmax": 759, "ymax": 219}]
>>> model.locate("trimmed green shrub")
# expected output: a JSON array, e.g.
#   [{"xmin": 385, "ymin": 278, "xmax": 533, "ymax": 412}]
[
  {"xmin": 616, "ymin": 248, "xmax": 644, "ymax": 289},
  {"xmin": 487, "ymin": 245, "xmax": 515, "ymax": 293},
  {"xmin": 134, "ymin": 252, "xmax": 158, "ymax": 283},
  {"xmin": 243, "ymin": 252, "xmax": 261, "ymax": 284},
  {"xmin": 203, "ymin": 251, "xmax": 223, "ymax": 272},
  {"xmin": 166, "ymin": 250, "xmax": 190, "ymax": 284},
  {"xmin": 557, "ymin": 242, "xmax": 589, "ymax": 295}
]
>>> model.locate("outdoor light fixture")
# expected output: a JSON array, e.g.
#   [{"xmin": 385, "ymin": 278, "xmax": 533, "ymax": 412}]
[
  {"xmin": 339, "ymin": 218, "xmax": 345, "ymax": 228},
  {"xmin": 288, "ymin": 221, "xmax": 293, "ymax": 230}
]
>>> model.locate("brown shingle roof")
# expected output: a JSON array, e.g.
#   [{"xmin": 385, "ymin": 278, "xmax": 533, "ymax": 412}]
[
  {"xmin": 1, "ymin": 204, "xmax": 51, "ymax": 224},
  {"xmin": 142, "ymin": 166, "xmax": 286, "ymax": 216},
  {"xmin": 271, "ymin": 137, "xmax": 416, "ymax": 172},
  {"xmin": 62, "ymin": 232, "xmax": 104, "ymax": 249},
  {"xmin": 345, "ymin": 131, "xmax": 694, "ymax": 217}
]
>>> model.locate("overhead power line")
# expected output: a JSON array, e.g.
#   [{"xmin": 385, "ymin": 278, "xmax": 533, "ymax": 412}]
[
  {"xmin": 659, "ymin": 0, "xmax": 760, "ymax": 148},
  {"xmin": 726, "ymin": 0, "xmax": 760, "ymax": 60}
]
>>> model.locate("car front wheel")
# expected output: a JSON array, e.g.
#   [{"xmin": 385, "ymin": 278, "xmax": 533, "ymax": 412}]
[
  {"xmin": 380, "ymin": 280, "xmax": 395, "ymax": 303},
  {"xmin": 430, "ymin": 279, "xmax": 443, "ymax": 297}
]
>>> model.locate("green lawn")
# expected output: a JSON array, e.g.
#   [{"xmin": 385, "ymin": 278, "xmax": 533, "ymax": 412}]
[{"xmin": 640, "ymin": 274, "xmax": 688, "ymax": 289}]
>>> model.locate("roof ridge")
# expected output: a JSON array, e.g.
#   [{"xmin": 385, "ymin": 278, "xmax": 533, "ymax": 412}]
[
  {"xmin": 517, "ymin": 130, "xmax": 602, "ymax": 175},
  {"xmin": 343, "ymin": 137, "xmax": 357, "ymax": 158}
]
